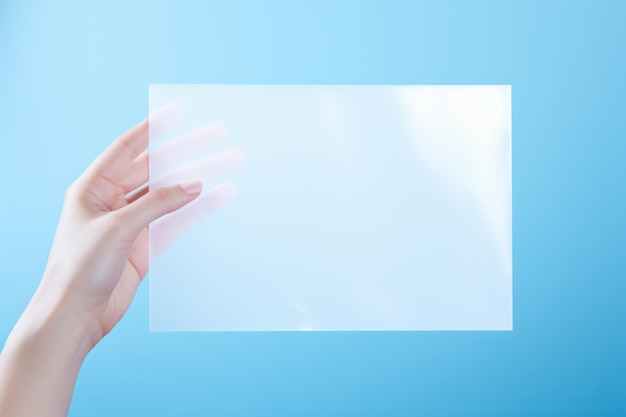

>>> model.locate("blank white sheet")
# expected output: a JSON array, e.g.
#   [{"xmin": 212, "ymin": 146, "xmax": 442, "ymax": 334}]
[{"xmin": 148, "ymin": 84, "xmax": 512, "ymax": 331}]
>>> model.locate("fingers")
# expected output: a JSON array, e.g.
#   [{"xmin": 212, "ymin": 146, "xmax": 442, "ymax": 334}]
[
  {"xmin": 89, "ymin": 118, "xmax": 148, "ymax": 181},
  {"xmin": 149, "ymin": 182, "xmax": 236, "ymax": 260},
  {"xmin": 118, "ymin": 151, "xmax": 149, "ymax": 193},
  {"xmin": 119, "ymin": 122, "xmax": 228, "ymax": 194},
  {"xmin": 150, "ymin": 148, "xmax": 246, "ymax": 189},
  {"xmin": 87, "ymin": 105, "xmax": 181, "ymax": 182},
  {"xmin": 115, "ymin": 181, "xmax": 203, "ymax": 241},
  {"xmin": 151, "ymin": 122, "xmax": 228, "ymax": 172},
  {"xmin": 123, "ymin": 145, "xmax": 244, "ymax": 204}
]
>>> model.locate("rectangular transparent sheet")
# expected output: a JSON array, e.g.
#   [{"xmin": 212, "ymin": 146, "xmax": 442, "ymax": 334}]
[{"xmin": 148, "ymin": 84, "xmax": 512, "ymax": 331}]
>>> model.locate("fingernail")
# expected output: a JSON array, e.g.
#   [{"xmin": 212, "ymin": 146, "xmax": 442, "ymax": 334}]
[{"xmin": 180, "ymin": 181, "xmax": 203, "ymax": 195}]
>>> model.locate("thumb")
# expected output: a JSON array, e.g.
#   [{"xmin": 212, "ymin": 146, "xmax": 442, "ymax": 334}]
[{"xmin": 116, "ymin": 181, "xmax": 203, "ymax": 239}]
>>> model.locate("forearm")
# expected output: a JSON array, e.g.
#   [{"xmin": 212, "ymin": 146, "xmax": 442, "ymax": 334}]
[{"xmin": 0, "ymin": 289, "xmax": 94, "ymax": 417}]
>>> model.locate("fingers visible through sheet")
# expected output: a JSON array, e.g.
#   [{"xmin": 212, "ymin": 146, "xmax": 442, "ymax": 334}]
[
  {"xmin": 150, "ymin": 147, "xmax": 246, "ymax": 189},
  {"xmin": 151, "ymin": 123, "xmax": 228, "ymax": 172},
  {"xmin": 120, "ymin": 122, "xmax": 227, "ymax": 194}
]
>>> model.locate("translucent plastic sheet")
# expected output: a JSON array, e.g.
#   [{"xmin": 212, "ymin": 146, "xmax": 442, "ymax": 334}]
[{"xmin": 148, "ymin": 84, "xmax": 512, "ymax": 331}]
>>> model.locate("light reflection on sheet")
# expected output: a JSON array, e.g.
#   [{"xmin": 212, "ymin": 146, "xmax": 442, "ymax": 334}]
[{"xmin": 148, "ymin": 84, "xmax": 512, "ymax": 331}]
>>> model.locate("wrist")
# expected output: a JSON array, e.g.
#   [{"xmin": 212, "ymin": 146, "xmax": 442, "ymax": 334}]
[
  {"xmin": 5, "ymin": 274, "xmax": 101, "ymax": 365},
  {"xmin": 0, "ymin": 284, "xmax": 95, "ymax": 417}
]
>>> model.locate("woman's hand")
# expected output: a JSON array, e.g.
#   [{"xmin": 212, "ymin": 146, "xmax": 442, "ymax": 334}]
[
  {"xmin": 44, "ymin": 117, "xmax": 206, "ymax": 345},
  {"xmin": 0, "ymin": 112, "xmax": 243, "ymax": 417}
]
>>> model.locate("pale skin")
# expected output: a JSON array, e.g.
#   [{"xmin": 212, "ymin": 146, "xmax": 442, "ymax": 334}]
[{"xmin": 0, "ymin": 114, "xmax": 241, "ymax": 417}]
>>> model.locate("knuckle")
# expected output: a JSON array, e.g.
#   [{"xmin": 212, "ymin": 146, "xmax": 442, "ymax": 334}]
[{"xmin": 153, "ymin": 187, "xmax": 173, "ymax": 204}]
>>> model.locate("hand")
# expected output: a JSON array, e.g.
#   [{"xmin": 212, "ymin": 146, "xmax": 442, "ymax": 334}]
[
  {"xmin": 42, "ymin": 109, "xmax": 245, "ymax": 344},
  {"xmin": 0, "ymin": 110, "xmax": 244, "ymax": 417}
]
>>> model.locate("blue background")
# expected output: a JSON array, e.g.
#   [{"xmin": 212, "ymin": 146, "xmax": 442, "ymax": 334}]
[{"xmin": 1, "ymin": 0, "xmax": 624, "ymax": 415}]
